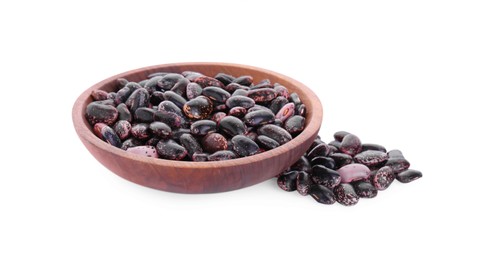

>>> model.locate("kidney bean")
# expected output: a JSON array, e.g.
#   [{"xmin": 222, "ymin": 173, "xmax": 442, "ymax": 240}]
[
  {"xmin": 91, "ymin": 90, "xmax": 108, "ymax": 101},
  {"xmin": 334, "ymin": 183, "xmax": 359, "ymax": 206},
  {"xmin": 86, "ymin": 102, "xmax": 119, "ymax": 125},
  {"xmin": 214, "ymin": 73, "xmax": 235, "ymax": 85},
  {"xmin": 149, "ymin": 121, "xmax": 172, "ymax": 139},
  {"xmin": 207, "ymin": 150, "xmax": 237, "ymax": 161},
  {"xmin": 183, "ymin": 96, "xmax": 213, "ymax": 120},
  {"xmin": 94, "ymin": 123, "xmax": 122, "ymax": 148},
  {"xmin": 290, "ymin": 156, "xmax": 311, "ymax": 173},
  {"xmin": 186, "ymin": 82, "xmax": 203, "ymax": 100},
  {"xmin": 309, "ymin": 185, "xmax": 336, "ymax": 204},
  {"xmin": 277, "ymin": 171, "xmax": 299, "ymax": 191},
  {"xmin": 247, "ymin": 88, "xmax": 277, "ymax": 102},
  {"xmin": 218, "ymin": 116, "xmax": 246, "ymax": 136},
  {"xmin": 371, "ymin": 166, "xmax": 395, "ymax": 190},
  {"xmin": 225, "ymin": 96, "xmax": 255, "ymax": 109},
  {"xmin": 134, "ymin": 107, "xmax": 156, "ymax": 123},
  {"xmin": 310, "ymin": 156, "xmax": 336, "ymax": 170},
  {"xmin": 232, "ymin": 75, "xmax": 253, "ymax": 86},
  {"xmin": 396, "ymin": 169, "xmax": 422, "ymax": 183},
  {"xmin": 229, "ymin": 106, "xmax": 247, "ymax": 118},
  {"xmin": 257, "ymin": 124, "xmax": 292, "ymax": 145},
  {"xmin": 202, "ymin": 133, "xmax": 228, "ymax": 153},
  {"xmin": 231, "ymin": 135, "xmax": 260, "ymax": 157},
  {"xmin": 156, "ymin": 139, "xmax": 187, "ymax": 160},
  {"xmin": 269, "ymin": 96, "xmax": 288, "ymax": 114},
  {"xmin": 339, "ymin": 134, "xmax": 362, "ymax": 156},
  {"xmin": 127, "ymin": 145, "xmax": 158, "ymax": 158},
  {"xmin": 158, "ymin": 73, "xmax": 184, "ymax": 90},
  {"xmin": 275, "ymin": 102, "xmax": 295, "ymax": 122},
  {"xmin": 352, "ymin": 180, "xmax": 378, "ymax": 198},
  {"xmin": 353, "ymin": 150, "xmax": 388, "ymax": 166},
  {"xmin": 193, "ymin": 76, "xmax": 225, "ymax": 88},
  {"xmin": 114, "ymin": 120, "xmax": 132, "ymax": 140},
  {"xmin": 296, "ymin": 171, "xmax": 313, "ymax": 196},
  {"xmin": 153, "ymin": 110, "xmax": 182, "ymax": 129},
  {"xmin": 256, "ymin": 135, "xmax": 280, "ymax": 150},
  {"xmin": 190, "ymin": 120, "xmax": 217, "ymax": 136},
  {"xmin": 244, "ymin": 110, "xmax": 275, "ymax": 126},
  {"xmin": 361, "ymin": 143, "xmax": 387, "ymax": 153}
]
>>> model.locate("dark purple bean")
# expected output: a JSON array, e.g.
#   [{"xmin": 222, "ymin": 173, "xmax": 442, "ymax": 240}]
[
  {"xmin": 232, "ymin": 89, "xmax": 249, "ymax": 96},
  {"xmin": 243, "ymin": 110, "xmax": 275, "ymax": 126},
  {"xmin": 309, "ymin": 185, "xmax": 336, "ymax": 204},
  {"xmin": 158, "ymin": 73, "xmax": 184, "ymax": 90},
  {"xmin": 163, "ymin": 91, "xmax": 186, "ymax": 109},
  {"xmin": 229, "ymin": 106, "xmax": 247, "ymax": 118},
  {"xmin": 310, "ymin": 156, "xmax": 336, "ymax": 170},
  {"xmin": 333, "ymin": 131, "xmax": 351, "ymax": 142},
  {"xmin": 388, "ymin": 149, "xmax": 405, "ymax": 158},
  {"xmin": 225, "ymin": 96, "xmax": 255, "ymax": 109},
  {"xmin": 218, "ymin": 116, "xmax": 246, "ymax": 137},
  {"xmin": 207, "ymin": 150, "xmax": 237, "ymax": 161},
  {"xmin": 183, "ymin": 96, "xmax": 213, "ymax": 120},
  {"xmin": 150, "ymin": 91, "xmax": 166, "ymax": 106},
  {"xmin": 125, "ymin": 88, "xmax": 149, "ymax": 114},
  {"xmin": 290, "ymin": 156, "xmax": 311, "ymax": 172},
  {"xmin": 170, "ymin": 78, "xmax": 190, "ymax": 96},
  {"xmin": 289, "ymin": 92, "xmax": 302, "ymax": 106},
  {"xmin": 329, "ymin": 153, "xmax": 353, "ymax": 168},
  {"xmin": 232, "ymin": 75, "xmax": 253, "ymax": 86},
  {"xmin": 384, "ymin": 157, "xmax": 410, "ymax": 174},
  {"xmin": 269, "ymin": 96, "xmax": 288, "ymax": 114},
  {"xmin": 121, "ymin": 137, "xmax": 144, "ymax": 150},
  {"xmin": 156, "ymin": 139, "xmax": 187, "ymax": 160},
  {"xmin": 256, "ymin": 135, "xmax": 280, "ymax": 150},
  {"xmin": 107, "ymin": 92, "xmax": 117, "ymax": 100},
  {"xmin": 247, "ymin": 88, "xmax": 277, "ymax": 102},
  {"xmin": 131, "ymin": 123, "xmax": 150, "ymax": 140},
  {"xmin": 114, "ymin": 120, "xmax": 132, "ymax": 140},
  {"xmin": 149, "ymin": 121, "xmax": 172, "ymax": 139},
  {"xmin": 182, "ymin": 71, "xmax": 203, "ymax": 81},
  {"xmin": 116, "ymin": 78, "xmax": 129, "ymax": 89},
  {"xmin": 115, "ymin": 86, "xmax": 132, "ymax": 105},
  {"xmin": 179, "ymin": 133, "xmax": 203, "ymax": 157},
  {"xmin": 153, "ymin": 111, "xmax": 182, "ymax": 129},
  {"xmin": 91, "ymin": 90, "xmax": 108, "ymax": 101},
  {"xmin": 250, "ymin": 79, "xmax": 272, "ymax": 89},
  {"xmin": 328, "ymin": 145, "xmax": 339, "ymax": 154},
  {"xmin": 202, "ymin": 86, "xmax": 231, "ymax": 103},
  {"xmin": 94, "ymin": 123, "xmax": 122, "ymax": 148},
  {"xmin": 86, "ymin": 102, "xmax": 119, "ymax": 125},
  {"xmin": 296, "ymin": 171, "xmax": 313, "ymax": 196},
  {"xmin": 144, "ymin": 76, "xmax": 163, "ymax": 94},
  {"xmin": 273, "ymin": 118, "xmax": 283, "ymax": 126},
  {"xmin": 273, "ymin": 84, "xmax": 289, "ymax": 99},
  {"xmin": 147, "ymin": 72, "xmax": 169, "ymax": 78},
  {"xmin": 202, "ymin": 133, "xmax": 228, "ymax": 153},
  {"xmin": 248, "ymin": 104, "xmax": 273, "ymax": 113},
  {"xmin": 361, "ymin": 143, "xmax": 387, "ymax": 153},
  {"xmin": 308, "ymin": 138, "xmax": 325, "ymax": 152},
  {"xmin": 192, "ymin": 152, "xmax": 209, "ymax": 162},
  {"xmin": 352, "ymin": 180, "xmax": 378, "ymax": 198},
  {"xmin": 146, "ymin": 137, "xmax": 161, "ymax": 146},
  {"xmin": 245, "ymin": 128, "xmax": 259, "ymax": 139},
  {"xmin": 339, "ymin": 134, "xmax": 362, "ymax": 156},
  {"xmin": 186, "ymin": 82, "xmax": 203, "ymax": 100},
  {"xmin": 190, "ymin": 120, "xmax": 217, "ymax": 136},
  {"xmin": 125, "ymin": 82, "xmax": 142, "ymax": 91},
  {"xmin": 157, "ymin": 100, "xmax": 184, "ymax": 117},
  {"xmin": 396, "ymin": 169, "xmax": 422, "ymax": 183},
  {"xmin": 295, "ymin": 103, "xmax": 306, "ymax": 117},
  {"xmin": 277, "ymin": 171, "xmax": 299, "ymax": 191},
  {"xmin": 328, "ymin": 140, "xmax": 341, "ymax": 149},
  {"xmin": 211, "ymin": 112, "xmax": 227, "ymax": 123},
  {"xmin": 223, "ymin": 83, "xmax": 249, "ymax": 93},
  {"xmin": 231, "ymin": 135, "xmax": 260, "ymax": 157},
  {"xmin": 214, "ymin": 73, "xmax": 235, "ymax": 85},
  {"xmin": 334, "ymin": 183, "xmax": 359, "ymax": 206},
  {"xmin": 284, "ymin": 115, "xmax": 306, "ymax": 135},
  {"xmin": 171, "ymin": 128, "xmax": 191, "ymax": 141},
  {"xmin": 353, "ymin": 150, "xmax": 389, "ymax": 166},
  {"xmin": 311, "ymin": 165, "xmax": 341, "ymax": 189},
  {"xmin": 194, "ymin": 75, "xmax": 225, "ymax": 88},
  {"xmin": 134, "ymin": 107, "xmax": 155, "ymax": 123},
  {"xmin": 307, "ymin": 143, "xmax": 330, "ymax": 160},
  {"xmin": 371, "ymin": 166, "xmax": 395, "ymax": 190},
  {"xmin": 94, "ymin": 99, "xmax": 115, "ymax": 107},
  {"xmin": 257, "ymin": 124, "xmax": 292, "ymax": 145}
]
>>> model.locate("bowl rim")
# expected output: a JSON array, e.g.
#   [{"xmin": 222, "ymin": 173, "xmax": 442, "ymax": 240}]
[{"xmin": 72, "ymin": 62, "xmax": 323, "ymax": 170}]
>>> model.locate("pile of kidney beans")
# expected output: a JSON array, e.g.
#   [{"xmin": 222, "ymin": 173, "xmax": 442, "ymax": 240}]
[
  {"xmin": 86, "ymin": 71, "xmax": 306, "ymax": 161},
  {"xmin": 277, "ymin": 131, "xmax": 422, "ymax": 206}
]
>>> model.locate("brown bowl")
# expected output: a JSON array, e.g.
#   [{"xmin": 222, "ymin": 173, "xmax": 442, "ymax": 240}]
[{"xmin": 72, "ymin": 63, "xmax": 323, "ymax": 193}]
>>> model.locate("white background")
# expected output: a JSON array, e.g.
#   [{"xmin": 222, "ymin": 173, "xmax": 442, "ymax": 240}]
[{"xmin": 1, "ymin": 0, "xmax": 489, "ymax": 259}]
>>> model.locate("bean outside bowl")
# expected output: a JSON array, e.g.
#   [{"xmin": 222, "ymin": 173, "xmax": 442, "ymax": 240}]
[{"xmin": 72, "ymin": 63, "xmax": 323, "ymax": 193}]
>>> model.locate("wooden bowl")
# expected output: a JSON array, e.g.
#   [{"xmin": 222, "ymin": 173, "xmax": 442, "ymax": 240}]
[{"xmin": 72, "ymin": 63, "xmax": 323, "ymax": 193}]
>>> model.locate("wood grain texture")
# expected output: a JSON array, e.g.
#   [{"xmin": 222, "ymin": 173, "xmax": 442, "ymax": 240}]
[{"xmin": 72, "ymin": 63, "xmax": 323, "ymax": 193}]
